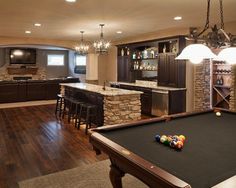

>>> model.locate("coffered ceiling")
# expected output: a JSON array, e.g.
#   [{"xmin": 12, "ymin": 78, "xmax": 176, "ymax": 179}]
[{"xmin": 0, "ymin": 0, "xmax": 235, "ymax": 43}]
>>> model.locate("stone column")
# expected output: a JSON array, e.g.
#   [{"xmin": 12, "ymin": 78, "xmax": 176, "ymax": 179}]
[
  {"xmin": 194, "ymin": 60, "xmax": 211, "ymax": 111},
  {"xmin": 229, "ymin": 65, "xmax": 236, "ymax": 111}
]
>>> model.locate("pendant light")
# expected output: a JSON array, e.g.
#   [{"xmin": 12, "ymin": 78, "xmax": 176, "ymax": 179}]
[
  {"xmin": 75, "ymin": 31, "xmax": 89, "ymax": 55},
  {"xmin": 176, "ymin": 0, "xmax": 236, "ymax": 64},
  {"xmin": 93, "ymin": 24, "xmax": 110, "ymax": 54}
]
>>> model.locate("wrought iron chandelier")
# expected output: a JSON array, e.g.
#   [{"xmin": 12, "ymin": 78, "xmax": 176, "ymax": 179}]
[
  {"xmin": 93, "ymin": 24, "xmax": 110, "ymax": 54},
  {"xmin": 176, "ymin": 0, "xmax": 236, "ymax": 64},
  {"xmin": 75, "ymin": 31, "xmax": 89, "ymax": 55}
]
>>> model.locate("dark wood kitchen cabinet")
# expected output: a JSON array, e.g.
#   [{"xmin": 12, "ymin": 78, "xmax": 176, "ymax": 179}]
[
  {"xmin": 117, "ymin": 56, "xmax": 131, "ymax": 82},
  {"xmin": 140, "ymin": 89, "xmax": 152, "ymax": 115},
  {"xmin": 0, "ymin": 78, "xmax": 80, "ymax": 103},
  {"xmin": 158, "ymin": 53, "xmax": 186, "ymax": 88},
  {"xmin": 27, "ymin": 80, "xmax": 47, "ymax": 100},
  {"xmin": 0, "ymin": 81, "xmax": 19, "ymax": 103}
]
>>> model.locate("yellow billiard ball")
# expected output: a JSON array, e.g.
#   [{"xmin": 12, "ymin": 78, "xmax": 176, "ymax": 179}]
[{"xmin": 216, "ymin": 111, "xmax": 221, "ymax": 117}]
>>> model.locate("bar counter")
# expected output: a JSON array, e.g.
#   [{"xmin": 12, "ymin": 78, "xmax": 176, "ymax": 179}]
[{"xmin": 60, "ymin": 83, "xmax": 142, "ymax": 126}]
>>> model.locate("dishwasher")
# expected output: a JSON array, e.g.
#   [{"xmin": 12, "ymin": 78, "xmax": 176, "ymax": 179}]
[{"xmin": 151, "ymin": 90, "xmax": 169, "ymax": 116}]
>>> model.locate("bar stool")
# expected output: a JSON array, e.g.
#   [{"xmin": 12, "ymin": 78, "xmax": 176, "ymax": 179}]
[
  {"xmin": 73, "ymin": 100, "xmax": 85, "ymax": 127},
  {"xmin": 62, "ymin": 96, "xmax": 75, "ymax": 123},
  {"xmin": 55, "ymin": 94, "xmax": 64, "ymax": 118},
  {"xmin": 77, "ymin": 103, "xmax": 98, "ymax": 134}
]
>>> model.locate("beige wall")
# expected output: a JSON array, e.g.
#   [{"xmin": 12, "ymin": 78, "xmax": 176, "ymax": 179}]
[
  {"xmin": 86, "ymin": 53, "xmax": 99, "ymax": 81},
  {"xmin": 97, "ymin": 46, "xmax": 117, "ymax": 85}
]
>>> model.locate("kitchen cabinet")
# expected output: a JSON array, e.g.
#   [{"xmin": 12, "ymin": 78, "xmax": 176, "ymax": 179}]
[
  {"xmin": 0, "ymin": 78, "xmax": 80, "ymax": 103},
  {"xmin": 117, "ymin": 56, "xmax": 131, "ymax": 82},
  {"xmin": 158, "ymin": 53, "xmax": 185, "ymax": 88},
  {"xmin": 117, "ymin": 36, "xmax": 186, "ymax": 87}
]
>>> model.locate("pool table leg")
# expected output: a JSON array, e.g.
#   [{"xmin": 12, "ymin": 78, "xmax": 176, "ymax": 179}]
[{"xmin": 109, "ymin": 163, "xmax": 125, "ymax": 188}]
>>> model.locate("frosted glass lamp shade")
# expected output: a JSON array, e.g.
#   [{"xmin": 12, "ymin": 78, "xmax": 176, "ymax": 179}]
[
  {"xmin": 217, "ymin": 47, "xmax": 236, "ymax": 65},
  {"xmin": 175, "ymin": 44, "xmax": 217, "ymax": 64}
]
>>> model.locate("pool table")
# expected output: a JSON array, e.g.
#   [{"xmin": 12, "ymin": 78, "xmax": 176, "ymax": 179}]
[{"xmin": 90, "ymin": 109, "xmax": 236, "ymax": 188}]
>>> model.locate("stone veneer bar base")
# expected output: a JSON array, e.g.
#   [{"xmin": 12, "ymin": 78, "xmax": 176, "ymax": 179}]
[
  {"xmin": 61, "ymin": 83, "xmax": 142, "ymax": 126},
  {"xmin": 103, "ymin": 95, "xmax": 141, "ymax": 125}
]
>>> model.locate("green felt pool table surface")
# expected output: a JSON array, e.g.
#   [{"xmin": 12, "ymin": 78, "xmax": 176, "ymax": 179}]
[{"xmin": 91, "ymin": 110, "xmax": 236, "ymax": 188}]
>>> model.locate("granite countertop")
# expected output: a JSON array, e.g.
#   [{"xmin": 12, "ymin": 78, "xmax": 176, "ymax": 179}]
[
  {"xmin": 60, "ymin": 83, "xmax": 143, "ymax": 96},
  {"xmin": 110, "ymin": 81, "xmax": 186, "ymax": 91}
]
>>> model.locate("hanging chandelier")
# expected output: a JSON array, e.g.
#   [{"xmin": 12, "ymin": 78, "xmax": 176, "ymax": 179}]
[
  {"xmin": 93, "ymin": 24, "xmax": 110, "ymax": 54},
  {"xmin": 75, "ymin": 31, "xmax": 89, "ymax": 55},
  {"xmin": 176, "ymin": 0, "xmax": 236, "ymax": 64}
]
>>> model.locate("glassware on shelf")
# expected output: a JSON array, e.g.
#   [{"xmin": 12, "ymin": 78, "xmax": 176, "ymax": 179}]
[
  {"xmin": 127, "ymin": 48, "xmax": 130, "ymax": 55},
  {"xmin": 142, "ymin": 49, "xmax": 148, "ymax": 59},
  {"xmin": 121, "ymin": 49, "xmax": 124, "ymax": 56},
  {"xmin": 151, "ymin": 50, "xmax": 155, "ymax": 58},
  {"xmin": 132, "ymin": 52, "xmax": 136, "ymax": 59},
  {"xmin": 163, "ymin": 45, "xmax": 166, "ymax": 53}
]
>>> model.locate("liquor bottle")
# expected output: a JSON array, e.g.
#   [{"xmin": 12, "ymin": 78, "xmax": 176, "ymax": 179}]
[
  {"xmin": 136, "ymin": 61, "xmax": 139, "ymax": 70},
  {"xmin": 219, "ymin": 76, "xmax": 224, "ymax": 85},
  {"xmin": 133, "ymin": 61, "xmax": 136, "ymax": 70},
  {"xmin": 163, "ymin": 45, "xmax": 166, "ymax": 53},
  {"xmin": 127, "ymin": 48, "xmax": 130, "ymax": 55},
  {"xmin": 216, "ymin": 76, "xmax": 220, "ymax": 85},
  {"xmin": 121, "ymin": 49, "xmax": 124, "ymax": 56}
]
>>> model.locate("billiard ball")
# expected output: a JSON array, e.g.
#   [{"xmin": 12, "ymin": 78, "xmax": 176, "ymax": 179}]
[
  {"xmin": 170, "ymin": 140, "xmax": 177, "ymax": 148},
  {"xmin": 173, "ymin": 135, "xmax": 179, "ymax": 141},
  {"xmin": 160, "ymin": 135, "xmax": 167, "ymax": 143},
  {"xmin": 179, "ymin": 135, "xmax": 186, "ymax": 142},
  {"xmin": 216, "ymin": 111, "xmax": 221, "ymax": 117},
  {"xmin": 155, "ymin": 135, "xmax": 161, "ymax": 142},
  {"xmin": 163, "ymin": 140, "xmax": 170, "ymax": 145},
  {"xmin": 167, "ymin": 136, "xmax": 173, "ymax": 143},
  {"xmin": 175, "ymin": 141, "xmax": 184, "ymax": 150}
]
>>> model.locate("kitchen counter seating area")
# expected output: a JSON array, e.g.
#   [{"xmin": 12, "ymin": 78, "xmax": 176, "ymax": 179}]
[
  {"xmin": 0, "ymin": 78, "xmax": 80, "ymax": 103},
  {"xmin": 60, "ymin": 83, "xmax": 142, "ymax": 127}
]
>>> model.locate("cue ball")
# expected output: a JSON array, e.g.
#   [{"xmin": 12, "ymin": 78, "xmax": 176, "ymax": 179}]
[{"xmin": 216, "ymin": 112, "xmax": 221, "ymax": 116}]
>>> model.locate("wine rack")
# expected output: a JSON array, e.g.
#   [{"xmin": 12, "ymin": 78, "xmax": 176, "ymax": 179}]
[{"xmin": 212, "ymin": 61, "xmax": 232, "ymax": 109}]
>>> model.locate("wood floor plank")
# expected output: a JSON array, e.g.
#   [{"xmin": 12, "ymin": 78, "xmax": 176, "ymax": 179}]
[{"xmin": 0, "ymin": 104, "xmax": 107, "ymax": 188}]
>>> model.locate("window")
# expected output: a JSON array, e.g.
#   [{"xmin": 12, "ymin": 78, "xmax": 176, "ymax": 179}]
[
  {"xmin": 75, "ymin": 55, "xmax": 86, "ymax": 66},
  {"xmin": 47, "ymin": 54, "xmax": 65, "ymax": 66},
  {"xmin": 74, "ymin": 55, "xmax": 86, "ymax": 74}
]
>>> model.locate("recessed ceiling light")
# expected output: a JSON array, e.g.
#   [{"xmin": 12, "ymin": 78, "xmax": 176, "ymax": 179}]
[
  {"xmin": 65, "ymin": 0, "xmax": 76, "ymax": 2},
  {"xmin": 174, "ymin": 16, "xmax": 182, "ymax": 21},
  {"xmin": 116, "ymin": 31, "xmax": 122, "ymax": 34},
  {"xmin": 25, "ymin": 30, "xmax": 31, "ymax": 34},
  {"xmin": 34, "ymin": 23, "xmax": 41, "ymax": 27}
]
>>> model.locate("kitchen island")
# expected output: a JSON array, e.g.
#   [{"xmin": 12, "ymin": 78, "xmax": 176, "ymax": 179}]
[{"xmin": 60, "ymin": 83, "xmax": 142, "ymax": 126}]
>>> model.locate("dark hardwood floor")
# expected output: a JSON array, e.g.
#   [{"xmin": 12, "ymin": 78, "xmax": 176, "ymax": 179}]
[{"xmin": 0, "ymin": 104, "xmax": 107, "ymax": 188}]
